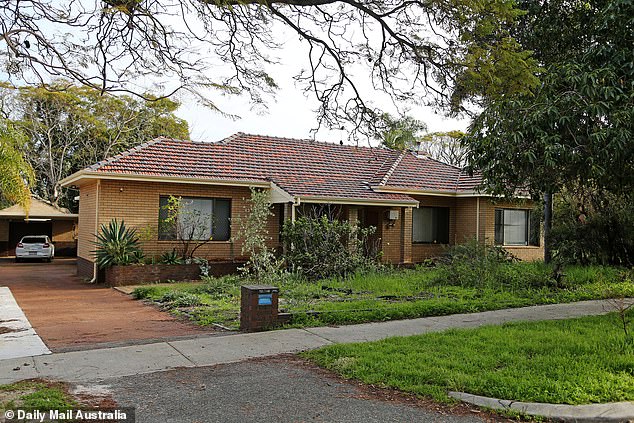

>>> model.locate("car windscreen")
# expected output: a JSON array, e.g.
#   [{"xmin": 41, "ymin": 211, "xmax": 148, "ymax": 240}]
[{"xmin": 21, "ymin": 237, "xmax": 47, "ymax": 244}]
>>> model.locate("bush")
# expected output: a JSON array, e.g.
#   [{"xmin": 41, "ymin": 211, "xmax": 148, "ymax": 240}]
[
  {"xmin": 93, "ymin": 219, "xmax": 144, "ymax": 268},
  {"xmin": 434, "ymin": 240, "xmax": 555, "ymax": 290},
  {"xmin": 282, "ymin": 216, "xmax": 380, "ymax": 280},
  {"xmin": 159, "ymin": 249, "xmax": 183, "ymax": 265},
  {"xmin": 551, "ymin": 190, "xmax": 634, "ymax": 266}
]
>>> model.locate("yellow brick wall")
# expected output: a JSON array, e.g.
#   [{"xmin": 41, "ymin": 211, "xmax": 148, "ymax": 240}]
[
  {"xmin": 94, "ymin": 180, "xmax": 280, "ymax": 261},
  {"xmin": 380, "ymin": 207, "xmax": 403, "ymax": 263},
  {"xmin": 0, "ymin": 220, "xmax": 8, "ymax": 242}
]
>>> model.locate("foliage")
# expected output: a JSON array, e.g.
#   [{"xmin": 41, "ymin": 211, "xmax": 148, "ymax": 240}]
[
  {"xmin": 0, "ymin": 82, "xmax": 189, "ymax": 208},
  {"xmin": 304, "ymin": 311, "xmax": 634, "ymax": 405},
  {"xmin": 374, "ymin": 113, "xmax": 426, "ymax": 151},
  {"xmin": 1, "ymin": 0, "xmax": 539, "ymax": 137},
  {"xmin": 551, "ymin": 189, "xmax": 634, "ymax": 266},
  {"xmin": 0, "ymin": 121, "xmax": 34, "ymax": 213},
  {"xmin": 282, "ymin": 216, "xmax": 379, "ymax": 280},
  {"xmin": 233, "ymin": 188, "xmax": 284, "ymax": 284},
  {"xmin": 93, "ymin": 219, "xmax": 144, "ymax": 268},
  {"xmin": 133, "ymin": 263, "xmax": 634, "ymax": 331},
  {"xmin": 432, "ymin": 240, "xmax": 556, "ymax": 290},
  {"xmin": 464, "ymin": 0, "xmax": 634, "ymax": 198},
  {"xmin": 160, "ymin": 195, "xmax": 214, "ymax": 260},
  {"xmin": 417, "ymin": 131, "xmax": 468, "ymax": 167},
  {"xmin": 159, "ymin": 249, "xmax": 183, "ymax": 265}
]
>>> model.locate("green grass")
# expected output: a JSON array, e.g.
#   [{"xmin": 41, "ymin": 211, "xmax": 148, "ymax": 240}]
[
  {"xmin": 132, "ymin": 263, "xmax": 634, "ymax": 330},
  {"xmin": 303, "ymin": 312, "xmax": 634, "ymax": 405},
  {"xmin": 0, "ymin": 381, "xmax": 77, "ymax": 413}
]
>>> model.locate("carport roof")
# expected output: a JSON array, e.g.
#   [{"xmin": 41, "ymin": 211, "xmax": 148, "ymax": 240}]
[{"xmin": 0, "ymin": 197, "xmax": 78, "ymax": 219}]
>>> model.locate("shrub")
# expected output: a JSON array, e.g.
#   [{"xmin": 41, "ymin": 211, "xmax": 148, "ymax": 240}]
[
  {"xmin": 232, "ymin": 188, "xmax": 285, "ymax": 284},
  {"xmin": 551, "ymin": 190, "xmax": 634, "ymax": 266},
  {"xmin": 159, "ymin": 249, "xmax": 183, "ymax": 265},
  {"xmin": 93, "ymin": 219, "xmax": 144, "ymax": 268},
  {"xmin": 434, "ymin": 240, "xmax": 555, "ymax": 290},
  {"xmin": 282, "ymin": 216, "xmax": 380, "ymax": 280}
]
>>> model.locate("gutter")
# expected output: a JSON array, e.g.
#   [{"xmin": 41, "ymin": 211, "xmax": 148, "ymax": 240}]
[{"xmin": 59, "ymin": 170, "xmax": 270, "ymax": 189}]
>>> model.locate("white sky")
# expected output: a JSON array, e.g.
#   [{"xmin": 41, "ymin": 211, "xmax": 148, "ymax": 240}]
[
  {"xmin": 2, "ymin": 5, "xmax": 472, "ymax": 146},
  {"xmin": 165, "ymin": 20, "xmax": 471, "ymax": 145}
]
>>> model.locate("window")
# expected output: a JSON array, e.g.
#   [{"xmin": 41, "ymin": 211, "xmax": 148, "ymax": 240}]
[
  {"xmin": 159, "ymin": 196, "xmax": 231, "ymax": 241},
  {"xmin": 494, "ymin": 209, "xmax": 540, "ymax": 246},
  {"xmin": 412, "ymin": 207, "xmax": 450, "ymax": 244}
]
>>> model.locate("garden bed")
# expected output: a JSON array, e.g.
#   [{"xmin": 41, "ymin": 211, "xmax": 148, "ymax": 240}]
[{"xmin": 132, "ymin": 263, "xmax": 634, "ymax": 330}]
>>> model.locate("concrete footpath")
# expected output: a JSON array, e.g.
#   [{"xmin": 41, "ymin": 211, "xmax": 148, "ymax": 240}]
[
  {"xmin": 0, "ymin": 287, "xmax": 50, "ymax": 360},
  {"xmin": 1, "ymin": 298, "xmax": 629, "ymax": 385}
]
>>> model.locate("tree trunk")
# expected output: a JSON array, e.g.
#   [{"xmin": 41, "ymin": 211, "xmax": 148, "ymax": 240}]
[{"xmin": 544, "ymin": 192, "xmax": 553, "ymax": 264}]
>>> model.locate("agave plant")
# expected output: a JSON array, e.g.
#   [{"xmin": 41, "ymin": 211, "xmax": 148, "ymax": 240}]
[
  {"xmin": 159, "ymin": 249, "xmax": 182, "ymax": 265},
  {"xmin": 93, "ymin": 219, "xmax": 144, "ymax": 268}
]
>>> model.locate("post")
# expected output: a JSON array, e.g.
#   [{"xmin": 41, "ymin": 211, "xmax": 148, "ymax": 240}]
[
  {"xmin": 240, "ymin": 285, "xmax": 280, "ymax": 332},
  {"xmin": 544, "ymin": 192, "xmax": 553, "ymax": 264}
]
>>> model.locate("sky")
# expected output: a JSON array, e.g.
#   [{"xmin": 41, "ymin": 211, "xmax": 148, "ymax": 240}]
[
  {"xmin": 2, "ymin": 3, "xmax": 472, "ymax": 146},
  {"xmin": 175, "ymin": 82, "xmax": 470, "ymax": 144},
  {"xmin": 162, "ymin": 16, "xmax": 472, "ymax": 145}
]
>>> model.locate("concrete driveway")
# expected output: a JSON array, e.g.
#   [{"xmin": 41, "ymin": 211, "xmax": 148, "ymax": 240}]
[{"xmin": 0, "ymin": 260, "xmax": 209, "ymax": 352}]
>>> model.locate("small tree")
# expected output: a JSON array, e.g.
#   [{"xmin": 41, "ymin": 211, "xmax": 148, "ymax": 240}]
[
  {"xmin": 233, "ymin": 188, "xmax": 282, "ymax": 283},
  {"xmin": 160, "ymin": 195, "xmax": 214, "ymax": 261}
]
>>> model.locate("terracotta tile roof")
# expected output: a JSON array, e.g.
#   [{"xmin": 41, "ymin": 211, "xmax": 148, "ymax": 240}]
[
  {"xmin": 86, "ymin": 133, "xmax": 483, "ymax": 202},
  {"xmin": 382, "ymin": 152, "xmax": 483, "ymax": 192}
]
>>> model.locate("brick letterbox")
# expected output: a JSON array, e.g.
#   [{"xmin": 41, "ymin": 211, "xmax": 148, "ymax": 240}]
[{"xmin": 240, "ymin": 285, "xmax": 279, "ymax": 332}]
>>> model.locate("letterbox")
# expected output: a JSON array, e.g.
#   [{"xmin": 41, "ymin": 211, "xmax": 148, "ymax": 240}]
[{"xmin": 240, "ymin": 285, "xmax": 280, "ymax": 332}]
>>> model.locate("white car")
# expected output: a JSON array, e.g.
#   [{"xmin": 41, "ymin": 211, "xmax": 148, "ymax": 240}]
[{"xmin": 15, "ymin": 235, "xmax": 55, "ymax": 263}]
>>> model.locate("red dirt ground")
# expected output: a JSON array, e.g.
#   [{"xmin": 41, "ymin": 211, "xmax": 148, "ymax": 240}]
[{"xmin": 0, "ymin": 260, "xmax": 209, "ymax": 351}]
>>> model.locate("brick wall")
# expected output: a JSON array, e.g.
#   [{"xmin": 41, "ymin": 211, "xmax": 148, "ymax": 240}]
[
  {"xmin": 380, "ymin": 207, "xmax": 403, "ymax": 263},
  {"xmin": 104, "ymin": 261, "xmax": 245, "ymax": 287},
  {"xmin": 77, "ymin": 180, "xmax": 281, "ymax": 276},
  {"xmin": 77, "ymin": 256, "xmax": 94, "ymax": 279}
]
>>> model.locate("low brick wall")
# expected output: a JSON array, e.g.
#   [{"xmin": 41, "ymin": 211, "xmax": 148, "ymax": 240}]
[
  {"xmin": 105, "ymin": 263, "xmax": 200, "ymax": 287},
  {"xmin": 104, "ymin": 261, "xmax": 245, "ymax": 287}
]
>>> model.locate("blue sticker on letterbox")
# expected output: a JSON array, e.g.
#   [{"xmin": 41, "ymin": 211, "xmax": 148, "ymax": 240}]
[{"xmin": 258, "ymin": 293, "xmax": 273, "ymax": 306}]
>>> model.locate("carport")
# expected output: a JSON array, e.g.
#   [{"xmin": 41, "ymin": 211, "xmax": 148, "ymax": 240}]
[{"xmin": 0, "ymin": 197, "xmax": 78, "ymax": 257}]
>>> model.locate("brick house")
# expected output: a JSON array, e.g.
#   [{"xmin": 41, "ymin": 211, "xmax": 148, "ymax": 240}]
[{"xmin": 60, "ymin": 133, "xmax": 544, "ymax": 280}]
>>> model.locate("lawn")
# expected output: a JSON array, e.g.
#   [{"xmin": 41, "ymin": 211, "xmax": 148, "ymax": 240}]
[
  {"xmin": 132, "ymin": 262, "xmax": 634, "ymax": 330},
  {"xmin": 303, "ymin": 311, "xmax": 634, "ymax": 405}
]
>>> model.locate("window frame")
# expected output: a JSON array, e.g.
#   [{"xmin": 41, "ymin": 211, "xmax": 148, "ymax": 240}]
[
  {"xmin": 412, "ymin": 206, "xmax": 450, "ymax": 245},
  {"xmin": 158, "ymin": 195, "xmax": 232, "ymax": 242},
  {"xmin": 494, "ymin": 208, "xmax": 540, "ymax": 247}
]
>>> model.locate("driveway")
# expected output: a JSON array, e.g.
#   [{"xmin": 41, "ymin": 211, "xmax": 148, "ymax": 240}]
[{"xmin": 0, "ymin": 260, "xmax": 209, "ymax": 351}]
